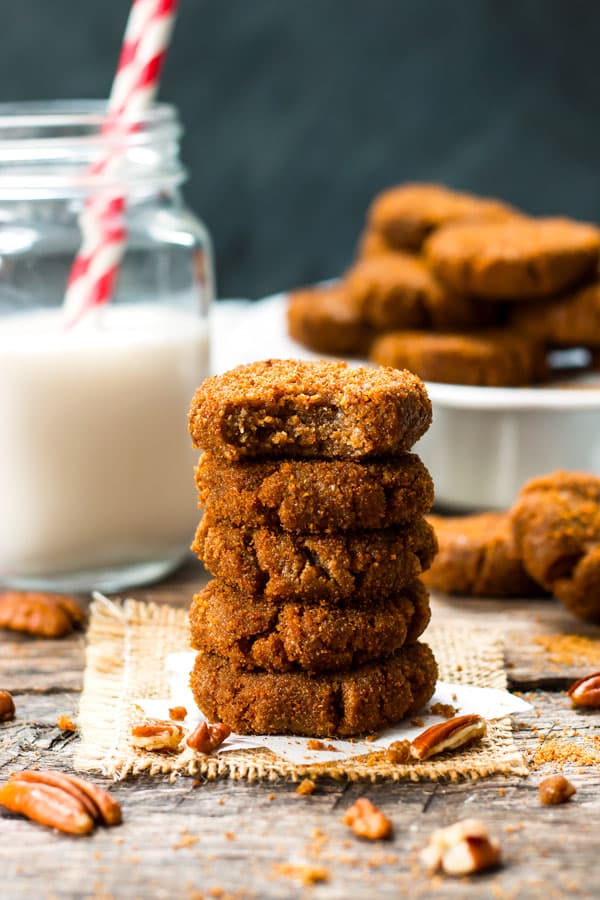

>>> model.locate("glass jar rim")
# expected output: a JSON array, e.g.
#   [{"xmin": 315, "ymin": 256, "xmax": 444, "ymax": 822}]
[
  {"xmin": 0, "ymin": 100, "xmax": 185, "ymax": 197},
  {"xmin": 0, "ymin": 99, "xmax": 178, "ymax": 136}
]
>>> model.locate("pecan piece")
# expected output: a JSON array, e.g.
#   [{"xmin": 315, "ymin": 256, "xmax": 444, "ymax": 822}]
[
  {"xmin": 0, "ymin": 778, "xmax": 94, "ymax": 835},
  {"xmin": 568, "ymin": 672, "xmax": 600, "ymax": 708},
  {"xmin": 0, "ymin": 690, "xmax": 15, "ymax": 722},
  {"xmin": 0, "ymin": 591, "xmax": 85, "ymax": 638},
  {"xmin": 420, "ymin": 819, "xmax": 501, "ymax": 876},
  {"xmin": 539, "ymin": 775, "xmax": 576, "ymax": 806},
  {"xmin": 169, "ymin": 706, "xmax": 188, "ymax": 721},
  {"xmin": 343, "ymin": 798, "xmax": 393, "ymax": 840},
  {"xmin": 131, "ymin": 720, "xmax": 184, "ymax": 752},
  {"xmin": 186, "ymin": 721, "xmax": 231, "ymax": 753},
  {"xmin": 411, "ymin": 714, "xmax": 486, "ymax": 760},
  {"xmin": 12, "ymin": 771, "xmax": 122, "ymax": 827}
]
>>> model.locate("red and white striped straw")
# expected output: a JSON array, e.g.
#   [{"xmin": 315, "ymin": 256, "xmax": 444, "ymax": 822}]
[{"xmin": 63, "ymin": 0, "xmax": 179, "ymax": 327}]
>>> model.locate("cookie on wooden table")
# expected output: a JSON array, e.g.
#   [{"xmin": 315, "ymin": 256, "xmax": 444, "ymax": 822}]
[
  {"xmin": 367, "ymin": 183, "xmax": 517, "ymax": 253},
  {"xmin": 190, "ymin": 579, "xmax": 431, "ymax": 674},
  {"xmin": 511, "ymin": 471, "xmax": 600, "ymax": 622},
  {"xmin": 195, "ymin": 452, "xmax": 434, "ymax": 532},
  {"xmin": 344, "ymin": 253, "xmax": 495, "ymax": 331},
  {"xmin": 369, "ymin": 329, "xmax": 548, "ymax": 387},
  {"xmin": 424, "ymin": 512, "xmax": 544, "ymax": 597},
  {"xmin": 426, "ymin": 218, "xmax": 600, "ymax": 300},
  {"xmin": 286, "ymin": 283, "xmax": 372, "ymax": 356},
  {"xmin": 193, "ymin": 518, "xmax": 437, "ymax": 603},
  {"xmin": 512, "ymin": 281, "xmax": 600, "ymax": 347},
  {"xmin": 190, "ymin": 641, "xmax": 438, "ymax": 737},
  {"xmin": 189, "ymin": 359, "xmax": 432, "ymax": 461}
]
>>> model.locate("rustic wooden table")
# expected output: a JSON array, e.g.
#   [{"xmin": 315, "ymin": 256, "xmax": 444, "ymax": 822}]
[{"xmin": 2, "ymin": 559, "xmax": 600, "ymax": 899}]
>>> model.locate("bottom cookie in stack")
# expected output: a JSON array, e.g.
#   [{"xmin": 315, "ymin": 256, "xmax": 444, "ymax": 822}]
[{"xmin": 190, "ymin": 642, "xmax": 438, "ymax": 738}]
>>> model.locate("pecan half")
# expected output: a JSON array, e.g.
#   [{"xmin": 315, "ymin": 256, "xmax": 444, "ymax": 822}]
[
  {"xmin": 0, "ymin": 778, "xmax": 94, "ymax": 835},
  {"xmin": 411, "ymin": 714, "xmax": 486, "ymax": 760},
  {"xmin": 0, "ymin": 690, "xmax": 15, "ymax": 722},
  {"xmin": 12, "ymin": 770, "xmax": 122, "ymax": 827},
  {"xmin": 131, "ymin": 720, "xmax": 184, "ymax": 752},
  {"xmin": 343, "ymin": 798, "xmax": 393, "ymax": 840},
  {"xmin": 420, "ymin": 819, "xmax": 501, "ymax": 876},
  {"xmin": 186, "ymin": 721, "xmax": 231, "ymax": 753},
  {"xmin": 539, "ymin": 775, "xmax": 576, "ymax": 806},
  {"xmin": 568, "ymin": 672, "xmax": 600, "ymax": 708},
  {"xmin": 0, "ymin": 591, "xmax": 85, "ymax": 638}
]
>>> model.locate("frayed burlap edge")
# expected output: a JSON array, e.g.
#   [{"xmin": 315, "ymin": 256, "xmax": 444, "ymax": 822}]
[{"xmin": 75, "ymin": 597, "xmax": 528, "ymax": 782}]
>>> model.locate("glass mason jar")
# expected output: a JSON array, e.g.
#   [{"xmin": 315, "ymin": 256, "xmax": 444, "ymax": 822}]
[{"xmin": 0, "ymin": 101, "xmax": 213, "ymax": 591}]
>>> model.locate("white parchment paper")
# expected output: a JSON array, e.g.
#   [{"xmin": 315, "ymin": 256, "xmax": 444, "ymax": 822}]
[{"xmin": 136, "ymin": 651, "xmax": 531, "ymax": 766}]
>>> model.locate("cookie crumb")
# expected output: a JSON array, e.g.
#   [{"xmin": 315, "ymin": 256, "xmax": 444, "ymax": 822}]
[
  {"xmin": 272, "ymin": 863, "xmax": 329, "ymax": 886},
  {"xmin": 386, "ymin": 740, "xmax": 412, "ymax": 764},
  {"xmin": 296, "ymin": 779, "xmax": 316, "ymax": 796},
  {"xmin": 428, "ymin": 703, "xmax": 458, "ymax": 719},
  {"xmin": 56, "ymin": 715, "xmax": 76, "ymax": 732}
]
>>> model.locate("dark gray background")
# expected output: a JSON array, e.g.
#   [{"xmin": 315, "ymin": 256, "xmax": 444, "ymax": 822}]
[{"xmin": 2, "ymin": 0, "xmax": 600, "ymax": 297}]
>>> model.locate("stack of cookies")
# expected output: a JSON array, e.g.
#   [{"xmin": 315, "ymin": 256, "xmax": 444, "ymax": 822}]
[
  {"xmin": 187, "ymin": 359, "xmax": 439, "ymax": 737},
  {"xmin": 288, "ymin": 182, "xmax": 600, "ymax": 387}
]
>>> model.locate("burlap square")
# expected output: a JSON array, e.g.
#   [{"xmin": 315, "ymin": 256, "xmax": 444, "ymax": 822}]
[{"xmin": 75, "ymin": 597, "xmax": 528, "ymax": 782}]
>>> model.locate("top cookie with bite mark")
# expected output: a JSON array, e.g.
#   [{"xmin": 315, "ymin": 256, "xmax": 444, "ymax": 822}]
[{"xmin": 189, "ymin": 359, "xmax": 432, "ymax": 460}]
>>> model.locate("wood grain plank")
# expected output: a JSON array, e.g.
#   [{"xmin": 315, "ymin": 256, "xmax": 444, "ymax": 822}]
[{"xmin": 3, "ymin": 568, "xmax": 600, "ymax": 898}]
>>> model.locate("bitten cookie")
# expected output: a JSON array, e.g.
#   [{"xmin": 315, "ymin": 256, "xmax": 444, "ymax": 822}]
[
  {"xmin": 367, "ymin": 183, "xmax": 517, "ymax": 253},
  {"xmin": 369, "ymin": 329, "xmax": 548, "ymax": 387},
  {"xmin": 192, "ymin": 519, "xmax": 437, "ymax": 603},
  {"xmin": 510, "ymin": 471, "xmax": 600, "ymax": 622},
  {"xmin": 344, "ymin": 253, "xmax": 495, "ymax": 331},
  {"xmin": 190, "ymin": 641, "xmax": 438, "ymax": 736},
  {"xmin": 195, "ymin": 452, "xmax": 434, "ymax": 532},
  {"xmin": 512, "ymin": 281, "xmax": 600, "ymax": 347},
  {"xmin": 426, "ymin": 218, "xmax": 600, "ymax": 300},
  {"xmin": 286, "ymin": 283, "xmax": 371, "ymax": 356},
  {"xmin": 423, "ymin": 512, "xmax": 544, "ymax": 597},
  {"xmin": 189, "ymin": 359, "xmax": 432, "ymax": 460},
  {"xmin": 190, "ymin": 579, "xmax": 431, "ymax": 673}
]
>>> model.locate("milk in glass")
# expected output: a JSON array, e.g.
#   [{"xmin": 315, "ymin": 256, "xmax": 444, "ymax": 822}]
[{"xmin": 0, "ymin": 303, "xmax": 209, "ymax": 587}]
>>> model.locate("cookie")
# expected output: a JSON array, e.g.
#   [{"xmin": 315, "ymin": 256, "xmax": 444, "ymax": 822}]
[
  {"xmin": 512, "ymin": 281, "xmax": 600, "ymax": 347},
  {"xmin": 344, "ymin": 253, "xmax": 495, "ymax": 331},
  {"xmin": 423, "ymin": 512, "xmax": 544, "ymax": 597},
  {"xmin": 190, "ymin": 579, "xmax": 431, "ymax": 673},
  {"xmin": 367, "ymin": 183, "xmax": 518, "ymax": 252},
  {"xmin": 357, "ymin": 228, "xmax": 397, "ymax": 259},
  {"xmin": 192, "ymin": 518, "xmax": 437, "ymax": 603},
  {"xmin": 511, "ymin": 471, "xmax": 600, "ymax": 622},
  {"xmin": 369, "ymin": 329, "xmax": 548, "ymax": 387},
  {"xmin": 190, "ymin": 641, "xmax": 438, "ymax": 736},
  {"xmin": 286, "ymin": 283, "xmax": 372, "ymax": 356},
  {"xmin": 195, "ymin": 452, "xmax": 434, "ymax": 532},
  {"xmin": 189, "ymin": 359, "xmax": 432, "ymax": 461},
  {"xmin": 426, "ymin": 218, "xmax": 600, "ymax": 300}
]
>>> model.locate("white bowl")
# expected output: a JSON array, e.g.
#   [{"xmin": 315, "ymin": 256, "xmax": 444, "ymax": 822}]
[
  {"xmin": 212, "ymin": 294, "xmax": 600, "ymax": 510},
  {"xmin": 416, "ymin": 380, "xmax": 600, "ymax": 509}
]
